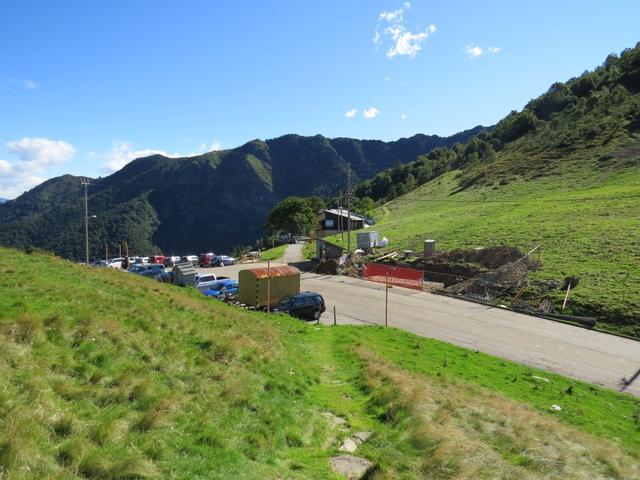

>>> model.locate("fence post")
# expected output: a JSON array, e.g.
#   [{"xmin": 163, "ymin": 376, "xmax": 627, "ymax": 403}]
[
  {"xmin": 385, "ymin": 273, "xmax": 389, "ymax": 327},
  {"xmin": 333, "ymin": 306, "xmax": 336, "ymax": 326}
]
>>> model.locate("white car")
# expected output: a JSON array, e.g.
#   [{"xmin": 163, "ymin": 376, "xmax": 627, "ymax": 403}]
[
  {"xmin": 164, "ymin": 256, "xmax": 182, "ymax": 267},
  {"xmin": 182, "ymin": 255, "xmax": 199, "ymax": 266},
  {"xmin": 105, "ymin": 257, "xmax": 124, "ymax": 269},
  {"xmin": 195, "ymin": 273, "xmax": 229, "ymax": 291}
]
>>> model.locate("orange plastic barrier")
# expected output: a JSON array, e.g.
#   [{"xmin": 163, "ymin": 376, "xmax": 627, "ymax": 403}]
[{"xmin": 363, "ymin": 263, "xmax": 423, "ymax": 291}]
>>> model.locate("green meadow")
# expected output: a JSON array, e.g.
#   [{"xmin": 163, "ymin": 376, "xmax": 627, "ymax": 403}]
[{"xmin": 0, "ymin": 248, "xmax": 639, "ymax": 479}]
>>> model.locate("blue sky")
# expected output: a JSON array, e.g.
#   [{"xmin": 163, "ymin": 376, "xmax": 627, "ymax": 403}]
[{"xmin": 1, "ymin": 0, "xmax": 639, "ymax": 198}]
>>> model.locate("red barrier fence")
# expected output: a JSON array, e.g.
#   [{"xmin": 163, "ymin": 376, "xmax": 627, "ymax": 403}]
[{"xmin": 363, "ymin": 263, "xmax": 424, "ymax": 291}]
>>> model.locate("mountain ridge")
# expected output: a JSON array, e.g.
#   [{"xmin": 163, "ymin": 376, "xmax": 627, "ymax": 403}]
[{"xmin": 0, "ymin": 128, "xmax": 483, "ymax": 259}]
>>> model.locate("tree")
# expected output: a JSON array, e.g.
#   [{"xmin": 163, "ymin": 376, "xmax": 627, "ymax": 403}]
[
  {"xmin": 265, "ymin": 196, "xmax": 317, "ymax": 239},
  {"xmin": 306, "ymin": 195, "xmax": 326, "ymax": 214},
  {"xmin": 352, "ymin": 196, "xmax": 375, "ymax": 218}
]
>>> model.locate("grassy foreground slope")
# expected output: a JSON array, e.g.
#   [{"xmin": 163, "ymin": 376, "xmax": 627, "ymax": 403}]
[{"xmin": 1, "ymin": 248, "xmax": 639, "ymax": 479}]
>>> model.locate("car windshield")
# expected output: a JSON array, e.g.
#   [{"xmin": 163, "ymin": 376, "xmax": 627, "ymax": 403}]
[{"xmin": 278, "ymin": 296, "xmax": 293, "ymax": 307}]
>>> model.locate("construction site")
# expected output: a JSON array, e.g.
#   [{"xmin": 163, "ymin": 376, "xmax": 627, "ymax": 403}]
[{"xmin": 312, "ymin": 237, "xmax": 595, "ymax": 329}]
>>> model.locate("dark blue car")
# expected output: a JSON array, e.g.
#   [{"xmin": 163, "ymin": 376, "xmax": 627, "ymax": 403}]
[{"xmin": 274, "ymin": 291, "xmax": 325, "ymax": 321}]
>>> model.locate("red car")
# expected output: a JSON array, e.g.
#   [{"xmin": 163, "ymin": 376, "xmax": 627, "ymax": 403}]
[
  {"xmin": 199, "ymin": 252, "xmax": 216, "ymax": 267},
  {"xmin": 150, "ymin": 255, "xmax": 165, "ymax": 265}
]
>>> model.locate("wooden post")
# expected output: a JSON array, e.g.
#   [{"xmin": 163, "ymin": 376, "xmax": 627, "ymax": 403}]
[
  {"xmin": 118, "ymin": 243, "xmax": 122, "ymax": 258},
  {"xmin": 104, "ymin": 241, "xmax": 108, "ymax": 261},
  {"xmin": 385, "ymin": 273, "xmax": 389, "ymax": 327},
  {"xmin": 266, "ymin": 260, "xmax": 271, "ymax": 313},
  {"xmin": 124, "ymin": 241, "xmax": 129, "ymax": 259},
  {"xmin": 511, "ymin": 285, "xmax": 527, "ymax": 304},
  {"xmin": 333, "ymin": 306, "xmax": 336, "ymax": 326}
]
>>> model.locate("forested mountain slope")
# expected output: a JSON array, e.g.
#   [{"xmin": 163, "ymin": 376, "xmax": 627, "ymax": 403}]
[{"xmin": 0, "ymin": 129, "xmax": 481, "ymax": 259}]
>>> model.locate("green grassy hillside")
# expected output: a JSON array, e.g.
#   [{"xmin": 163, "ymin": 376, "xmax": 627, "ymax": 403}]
[
  {"xmin": 334, "ymin": 44, "xmax": 640, "ymax": 335},
  {"xmin": 1, "ymin": 248, "xmax": 639, "ymax": 479},
  {"xmin": 332, "ymin": 151, "xmax": 640, "ymax": 335}
]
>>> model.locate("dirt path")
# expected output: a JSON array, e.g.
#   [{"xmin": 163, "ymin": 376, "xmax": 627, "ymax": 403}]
[{"xmin": 280, "ymin": 242, "xmax": 305, "ymax": 264}]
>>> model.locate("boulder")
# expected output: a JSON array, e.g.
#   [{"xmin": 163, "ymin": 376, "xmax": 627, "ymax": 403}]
[{"xmin": 330, "ymin": 455, "xmax": 374, "ymax": 479}]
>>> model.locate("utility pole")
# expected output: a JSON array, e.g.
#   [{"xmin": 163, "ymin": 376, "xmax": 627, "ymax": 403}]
[
  {"xmin": 266, "ymin": 260, "xmax": 271, "ymax": 313},
  {"xmin": 338, "ymin": 195, "xmax": 343, "ymax": 241},
  {"xmin": 81, "ymin": 178, "xmax": 91, "ymax": 265},
  {"xmin": 347, "ymin": 163, "xmax": 352, "ymax": 254}
]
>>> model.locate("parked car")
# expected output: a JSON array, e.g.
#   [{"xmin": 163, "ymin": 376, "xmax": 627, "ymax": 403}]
[
  {"xmin": 163, "ymin": 256, "xmax": 181, "ymax": 267},
  {"xmin": 150, "ymin": 255, "xmax": 165, "ymax": 265},
  {"xmin": 199, "ymin": 252, "xmax": 216, "ymax": 267},
  {"xmin": 182, "ymin": 255, "xmax": 199, "ymax": 266},
  {"xmin": 105, "ymin": 258, "xmax": 125, "ymax": 269},
  {"xmin": 157, "ymin": 270, "xmax": 174, "ymax": 283},
  {"xmin": 202, "ymin": 279, "xmax": 239, "ymax": 300},
  {"xmin": 138, "ymin": 268, "xmax": 173, "ymax": 282},
  {"xmin": 127, "ymin": 264, "xmax": 148, "ymax": 273},
  {"xmin": 129, "ymin": 264, "xmax": 165, "ymax": 274},
  {"xmin": 195, "ymin": 273, "xmax": 229, "ymax": 291},
  {"xmin": 213, "ymin": 255, "xmax": 236, "ymax": 266},
  {"xmin": 274, "ymin": 291, "xmax": 326, "ymax": 321}
]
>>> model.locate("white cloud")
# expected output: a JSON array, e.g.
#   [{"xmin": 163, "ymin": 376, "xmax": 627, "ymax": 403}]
[
  {"xmin": 101, "ymin": 139, "xmax": 223, "ymax": 173},
  {"xmin": 198, "ymin": 140, "xmax": 222, "ymax": 152},
  {"xmin": 379, "ymin": 6, "xmax": 405, "ymax": 23},
  {"xmin": 465, "ymin": 44, "xmax": 500, "ymax": 58},
  {"xmin": 375, "ymin": 2, "xmax": 435, "ymax": 59},
  {"xmin": 102, "ymin": 141, "xmax": 173, "ymax": 173},
  {"xmin": 383, "ymin": 75, "xmax": 392, "ymax": 82},
  {"xmin": 400, "ymin": 113, "xmax": 407, "ymax": 120},
  {"xmin": 7, "ymin": 137, "xmax": 76, "ymax": 166},
  {"xmin": 466, "ymin": 45, "xmax": 483, "ymax": 58},
  {"xmin": 363, "ymin": 107, "xmax": 380, "ymax": 119},
  {"xmin": 0, "ymin": 137, "xmax": 76, "ymax": 198},
  {"xmin": 345, "ymin": 109, "xmax": 358, "ymax": 118},
  {"xmin": 0, "ymin": 159, "xmax": 12, "ymax": 174},
  {"xmin": 387, "ymin": 29, "xmax": 432, "ymax": 58},
  {"xmin": 5, "ymin": 77, "xmax": 38, "ymax": 91}
]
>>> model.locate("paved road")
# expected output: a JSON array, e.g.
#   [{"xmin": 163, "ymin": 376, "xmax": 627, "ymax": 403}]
[
  {"xmin": 198, "ymin": 246, "xmax": 640, "ymax": 396},
  {"xmin": 279, "ymin": 242, "xmax": 305, "ymax": 263}
]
